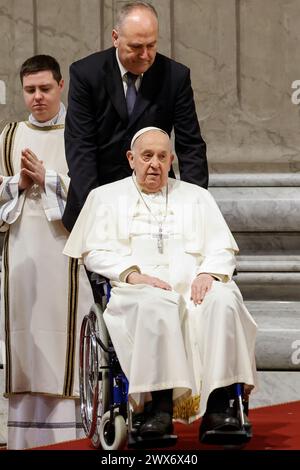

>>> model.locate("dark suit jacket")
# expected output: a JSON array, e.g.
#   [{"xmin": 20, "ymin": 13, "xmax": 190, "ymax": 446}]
[{"xmin": 63, "ymin": 47, "xmax": 208, "ymax": 231}]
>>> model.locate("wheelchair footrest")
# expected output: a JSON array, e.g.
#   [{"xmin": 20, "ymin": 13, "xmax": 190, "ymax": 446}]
[
  {"xmin": 127, "ymin": 432, "xmax": 178, "ymax": 448},
  {"xmin": 200, "ymin": 426, "xmax": 252, "ymax": 446}
]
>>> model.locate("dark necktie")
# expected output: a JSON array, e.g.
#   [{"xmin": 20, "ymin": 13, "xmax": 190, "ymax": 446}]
[{"xmin": 126, "ymin": 72, "xmax": 138, "ymax": 116}]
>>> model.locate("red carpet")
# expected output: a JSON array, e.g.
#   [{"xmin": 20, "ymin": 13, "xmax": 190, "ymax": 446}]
[{"xmin": 24, "ymin": 400, "xmax": 300, "ymax": 451}]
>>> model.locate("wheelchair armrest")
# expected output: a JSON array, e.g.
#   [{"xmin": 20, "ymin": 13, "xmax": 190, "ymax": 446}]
[
  {"xmin": 90, "ymin": 273, "xmax": 108, "ymax": 285},
  {"xmin": 90, "ymin": 273, "xmax": 111, "ymax": 301}
]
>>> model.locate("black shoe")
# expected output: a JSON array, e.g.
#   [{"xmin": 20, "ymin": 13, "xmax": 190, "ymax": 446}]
[
  {"xmin": 131, "ymin": 412, "xmax": 146, "ymax": 436},
  {"xmin": 140, "ymin": 411, "xmax": 173, "ymax": 438},
  {"xmin": 199, "ymin": 408, "xmax": 240, "ymax": 440}
]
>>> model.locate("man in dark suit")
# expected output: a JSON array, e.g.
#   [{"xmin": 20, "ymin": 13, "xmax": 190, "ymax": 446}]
[{"xmin": 63, "ymin": 1, "xmax": 208, "ymax": 231}]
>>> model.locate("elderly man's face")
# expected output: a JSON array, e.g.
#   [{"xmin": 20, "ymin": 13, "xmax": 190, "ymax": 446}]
[
  {"xmin": 127, "ymin": 130, "xmax": 174, "ymax": 193},
  {"xmin": 112, "ymin": 8, "xmax": 158, "ymax": 75}
]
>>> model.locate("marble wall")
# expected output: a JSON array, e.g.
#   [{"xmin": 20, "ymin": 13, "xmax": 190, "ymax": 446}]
[
  {"xmin": 0, "ymin": 0, "xmax": 299, "ymax": 173},
  {"xmin": 0, "ymin": 1, "xmax": 300, "ymax": 435}
]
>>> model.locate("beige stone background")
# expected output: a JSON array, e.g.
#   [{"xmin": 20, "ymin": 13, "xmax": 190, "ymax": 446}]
[
  {"xmin": 1, "ymin": 0, "xmax": 300, "ymax": 445},
  {"xmin": 0, "ymin": 0, "xmax": 300, "ymax": 174}
]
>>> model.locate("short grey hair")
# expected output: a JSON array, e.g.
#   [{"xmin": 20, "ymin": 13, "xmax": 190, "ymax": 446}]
[{"xmin": 115, "ymin": 2, "xmax": 158, "ymax": 30}]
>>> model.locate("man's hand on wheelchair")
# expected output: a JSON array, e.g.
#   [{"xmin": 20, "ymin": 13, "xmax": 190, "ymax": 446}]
[
  {"xmin": 127, "ymin": 272, "xmax": 172, "ymax": 290},
  {"xmin": 191, "ymin": 273, "xmax": 214, "ymax": 305}
]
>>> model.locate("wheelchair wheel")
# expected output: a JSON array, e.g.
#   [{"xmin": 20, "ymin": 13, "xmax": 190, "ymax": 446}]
[
  {"xmin": 79, "ymin": 303, "xmax": 109, "ymax": 447},
  {"xmin": 100, "ymin": 411, "xmax": 127, "ymax": 450}
]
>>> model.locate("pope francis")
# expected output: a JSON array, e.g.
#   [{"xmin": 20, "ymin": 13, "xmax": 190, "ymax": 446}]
[{"xmin": 63, "ymin": 126, "xmax": 257, "ymax": 442}]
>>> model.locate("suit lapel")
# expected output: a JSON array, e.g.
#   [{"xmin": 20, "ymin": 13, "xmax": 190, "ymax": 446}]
[
  {"xmin": 104, "ymin": 50, "xmax": 128, "ymax": 123},
  {"xmin": 103, "ymin": 51, "xmax": 164, "ymax": 127},
  {"xmin": 128, "ymin": 58, "xmax": 162, "ymax": 128}
]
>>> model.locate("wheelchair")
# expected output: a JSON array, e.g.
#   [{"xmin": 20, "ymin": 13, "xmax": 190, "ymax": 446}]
[
  {"xmin": 79, "ymin": 276, "xmax": 177, "ymax": 450},
  {"xmin": 79, "ymin": 276, "xmax": 252, "ymax": 449}
]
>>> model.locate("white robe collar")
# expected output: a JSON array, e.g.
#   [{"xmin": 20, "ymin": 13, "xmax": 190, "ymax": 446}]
[{"xmin": 28, "ymin": 102, "xmax": 66, "ymax": 127}]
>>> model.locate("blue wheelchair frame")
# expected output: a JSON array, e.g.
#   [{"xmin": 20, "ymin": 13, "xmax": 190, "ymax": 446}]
[{"xmin": 79, "ymin": 277, "xmax": 130, "ymax": 449}]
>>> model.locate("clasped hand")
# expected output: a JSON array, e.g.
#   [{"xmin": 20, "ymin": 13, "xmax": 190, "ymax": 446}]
[
  {"xmin": 19, "ymin": 148, "xmax": 45, "ymax": 190},
  {"xmin": 127, "ymin": 271, "xmax": 214, "ymax": 304}
]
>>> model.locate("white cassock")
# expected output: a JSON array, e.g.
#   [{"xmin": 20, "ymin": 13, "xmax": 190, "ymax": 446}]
[
  {"xmin": 0, "ymin": 112, "xmax": 93, "ymax": 448},
  {"xmin": 64, "ymin": 176, "xmax": 257, "ymax": 419}
]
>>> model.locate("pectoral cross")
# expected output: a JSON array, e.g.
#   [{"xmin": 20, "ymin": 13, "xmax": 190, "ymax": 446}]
[{"xmin": 152, "ymin": 224, "xmax": 169, "ymax": 254}]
